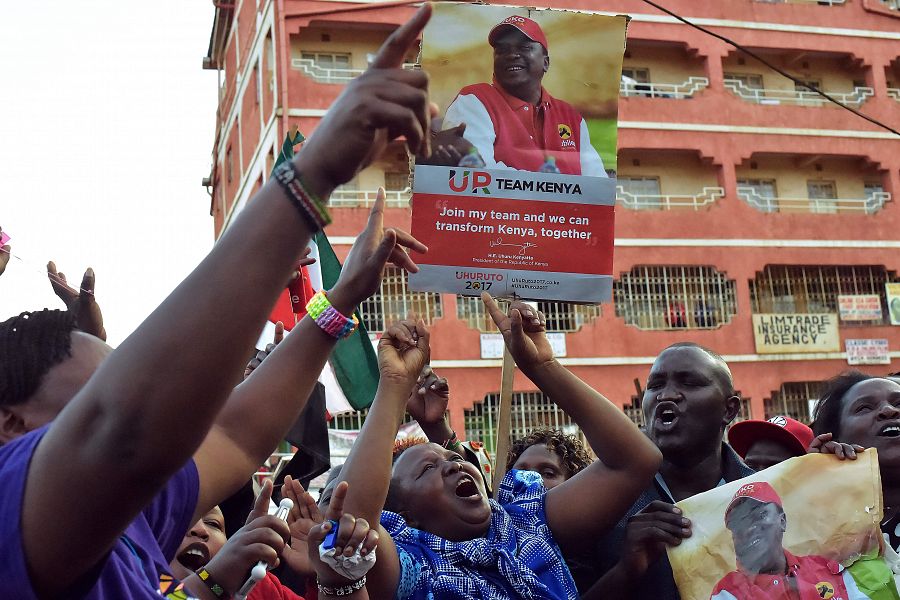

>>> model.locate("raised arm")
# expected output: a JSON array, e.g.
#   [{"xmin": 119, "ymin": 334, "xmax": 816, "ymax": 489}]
[
  {"xmin": 192, "ymin": 189, "xmax": 426, "ymax": 522},
  {"xmin": 482, "ymin": 294, "xmax": 662, "ymax": 554},
  {"xmin": 20, "ymin": 5, "xmax": 434, "ymax": 596},
  {"xmin": 337, "ymin": 318, "xmax": 431, "ymax": 598}
]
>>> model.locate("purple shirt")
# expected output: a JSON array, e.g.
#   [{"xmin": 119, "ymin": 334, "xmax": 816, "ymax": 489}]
[{"xmin": 0, "ymin": 425, "xmax": 200, "ymax": 599}]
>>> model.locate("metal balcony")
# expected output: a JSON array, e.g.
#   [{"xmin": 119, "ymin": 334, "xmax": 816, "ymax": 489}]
[
  {"xmin": 292, "ymin": 58, "xmax": 418, "ymax": 84},
  {"xmin": 616, "ymin": 186, "xmax": 725, "ymax": 210},
  {"xmin": 619, "ymin": 77, "xmax": 710, "ymax": 99},
  {"xmin": 737, "ymin": 187, "xmax": 891, "ymax": 214},
  {"xmin": 724, "ymin": 79, "xmax": 874, "ymax": 107},
  {"xmin": 329, "ymin": 188, "xmax": 411, "ymax": 207}
]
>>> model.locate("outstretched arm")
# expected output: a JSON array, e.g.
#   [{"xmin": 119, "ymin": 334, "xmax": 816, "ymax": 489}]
[
  {"xmin": 482, "ymin": 294, "xmax": 661, "ymax": 554},
  {"xmin": 337, "ymin": 319, "xmax": 431, "ymax": 598},
  {"xmin": 19, "ymin": 5, "xmax": 434, "ymax": 596}
]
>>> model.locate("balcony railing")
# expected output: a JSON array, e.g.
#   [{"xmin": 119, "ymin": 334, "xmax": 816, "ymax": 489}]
[
  {"xmin": 619, "ymin": 77, "xmax": 710, "ymax": 99},
  {"xmin": 889, "ymin": 88, "xmax": 900, "ymax": 101},
  {"xmin": 329, "ymin": 188, "xmax": 411, "ymax": 207},
  {"xmin": 616, "ymin": 186, "xmax": 725, "ymax": 210},
  {"xmin": 737, "ymin": 187, "xmax": 891, "ymax": 214},
  {"xmin": 724, "ymin": 79, "xmax": 874, "ymax": 107},
  {"xmin": 754, "ymin": 0, "xmax": 846, "ymax": 5},
  {"xmin": 292, "ymin": 58, "xmax": 418, "ymax": 84}
]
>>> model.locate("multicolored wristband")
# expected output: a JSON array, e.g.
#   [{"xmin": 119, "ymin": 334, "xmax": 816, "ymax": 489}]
[
  {"xmin": 196, "ymin": 567, "xmax": 227, "ymax": 599},
  {"xmin": 272, "ymin": 161, "xmax": 332, "ymax": 231},
  {"xmin": 306, "ymin": 291, "xmax": 359, "ymax": 339}
]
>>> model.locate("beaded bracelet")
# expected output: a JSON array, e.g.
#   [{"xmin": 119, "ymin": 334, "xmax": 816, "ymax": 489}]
[
  {"xmin": 443, "ymin": 430, "xmax": 462, "ymax": 452},
  {"xmin": 318, "ymin": 576, "xmax": 367, "ymax": 597},
  {"xmin": 306, "ymin": 291, "xmax": 359, "ymax": 339},
  {"xmin": 196, "ymin": 567, "xmax": 227, "ymax": 599},
  {"xmin": 272, "ymin": 161, "xmax": 332, "ymax": 230}
]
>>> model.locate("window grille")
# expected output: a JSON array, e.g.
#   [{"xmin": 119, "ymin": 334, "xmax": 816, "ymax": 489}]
[
  {"xmin": 456, "ymin": 296, "xmax": 601, "ymax": 332},
  {"xmin": 358, "ymin": 267, "xmax": 443, "ymax": 332},
  {"xmin": 764, "ymin": 381, "xmax": 824, "ymax": 425},
  {"xmin": 463, "ymin": 391, "xmax": 584, "ymax": 455},
  {"xmin": 613, "ymin": 266, "xmax": 738, "ymax": 330},
  {"xmin": 749, "ymin": 265, "xmax": 895, "ymax": 326},
  {"xmin": 328, "ymin": 407, "xmax": 415, "ymax": 432}
]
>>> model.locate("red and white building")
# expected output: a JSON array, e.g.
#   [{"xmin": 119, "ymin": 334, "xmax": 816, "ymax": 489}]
[{"xmin": 204, "ymin": 0, "xmax": 900, "ymax": 450}]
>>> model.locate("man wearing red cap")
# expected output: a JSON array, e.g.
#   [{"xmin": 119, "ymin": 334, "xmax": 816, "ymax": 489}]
[
  {"xmin": 441, "ymin": 14, "xmax": 607, "ymax": 176},
  {"xmin": 728, "ymin": 416, "xmax": 815, "ymax": 472},
  {"xmin": 710, "ymin": 481, "xmax": 871, "ymax": 599}
]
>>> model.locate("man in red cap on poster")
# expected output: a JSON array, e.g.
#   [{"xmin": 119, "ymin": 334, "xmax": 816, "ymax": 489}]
[
  {"xmin": 439, "ymin": 14, "xmax": 607, "ymax": 176},
  {"xmin": 710, "ymin": 481, "xmax": 871, "ymax": 599},
  {"xmin": 728, "ymin": 416, "xmax": 815, "ymax": 472}
]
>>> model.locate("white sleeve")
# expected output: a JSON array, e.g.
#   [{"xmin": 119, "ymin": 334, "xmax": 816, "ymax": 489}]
[
  {"xmin": 579, "ymin": 118, "xmax": 607, "ymax": 177},
  {"xmin": 710, "ymin": 590, "xmax": 739, "ymax": 600},
  {"xmin": 443, "ymin": 94, "xmax": 513, "ymax": 170}
]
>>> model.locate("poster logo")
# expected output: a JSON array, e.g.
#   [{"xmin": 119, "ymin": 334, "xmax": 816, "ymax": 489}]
[
  {"xmin": 815, "ymin": 582, "xmax": 835, "ymax": 599},
  {"xmin": 448, "ymin": 170, "xmax": 492, "ymax": 194},
  {"xmin": 558, "ymin": 123, "xmax": 572, "ymax": 139}
]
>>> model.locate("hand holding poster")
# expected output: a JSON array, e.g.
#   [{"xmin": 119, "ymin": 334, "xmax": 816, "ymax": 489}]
[
  {"xmin": 409, "ymin": 3, "xmax": 626, "ymax": 302},
  {"xmin": 668, "ymin": 452, "xmax": 895, "ymax": 600}
]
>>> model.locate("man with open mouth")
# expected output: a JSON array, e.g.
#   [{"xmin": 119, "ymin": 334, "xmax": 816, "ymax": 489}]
[
  {"xmin": 438, "ymin": 14, "xmax": 608, "ymax": 176},
  {"xmin": 711, "ymin": 481, "xmax": 870, "ymax": 600}
]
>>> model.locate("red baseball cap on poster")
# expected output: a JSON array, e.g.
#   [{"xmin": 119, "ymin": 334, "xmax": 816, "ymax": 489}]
[
  {"xmin": 728, "ymin": 415, "xmax": 814, "ymax": 459},
  {"xmin": 725, "ymin": 481, "xmax": 783, "ymax": 522},
  {"xmin": 488, "ymin": 16, "xmax": 549, "ymax": 52}
]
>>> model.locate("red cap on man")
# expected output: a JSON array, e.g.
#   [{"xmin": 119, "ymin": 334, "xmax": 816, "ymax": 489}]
[
  {"xmin": 488, "ymin": 15, "xmax": 549, "ymax": 53},
  {"xmin": 725, "ymin": 481, "xmax": 783, "ymax": 523}
]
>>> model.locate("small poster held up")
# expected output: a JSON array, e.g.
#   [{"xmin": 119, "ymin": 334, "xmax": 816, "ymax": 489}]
[
  {"xmin": 846, "ymin": 339, "xmax": 890, "ymax": 365},
  {"xmin": 409, "ymin": 2, "xmax": 626, "ymax": 303},
  {"xmin": 838, "ymin": 295, "xmax": 883, "ymax": 322}
]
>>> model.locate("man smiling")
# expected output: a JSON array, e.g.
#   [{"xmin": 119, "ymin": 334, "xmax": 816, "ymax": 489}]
[
  {"xmin": 441, "ymin": 15, "xmax": 607, "ymax": 176},
  {"xmin": 711, "ymin": 482, "xmax": 871, "ymax": 600}
]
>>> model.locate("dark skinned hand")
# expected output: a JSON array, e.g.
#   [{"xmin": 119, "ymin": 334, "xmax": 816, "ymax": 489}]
[
  {"xmin": 378, "ymin": 318, "xmax": 430, "ymax": 390},
  {"xmin": 406, "ymin": 365, "xmax": 450, "ymax": 426},
  {"xmin": 244, "ymin": 322, "xmax": 285, "ymax": 380},
  {"xmin": 807, "ymin": 432, "xmax": 864, "ymax": 460},
  {"xmin": 618, "ymin": 500, "xmax": 692, "ymax": 578},
  {"xmin": 47, "ymin": 261, "xmax": 107, "ymax": 341},
  {"xmin": 482, "ymin": 293, "xmax": 552, "ymax": 376}
]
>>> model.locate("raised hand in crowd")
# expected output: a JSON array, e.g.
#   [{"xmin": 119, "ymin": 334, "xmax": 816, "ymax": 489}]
[
  {"xmin": 280, "ymin": 474, "xmax": 325, "ymax": 578},
  {"xmin": 0, "ymin": 226, "xmax": 10, "ymax": 277},
  {"xmin": 807, "ymin": 432, "xmax": 864, "ymax": 460},
  {"xmin": 307, "ymin": 481, "xmax": 377, "ymax": 599},
  {"xmin": 244, "ymin": 321, "xmax": 285, "ymax": 380},
  {"xmin": 406, "ymin": 364, "xmax": 452, "ymax": 443},
  {"xmin": 2, "ymin": 6, "xmax": 434, "ymax": 598},
  {"xmin": 47, "ymin": 260, "xmax": 107, "ymax": 341}
]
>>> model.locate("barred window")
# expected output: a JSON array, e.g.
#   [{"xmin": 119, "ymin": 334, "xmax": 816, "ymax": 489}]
[
  {"xmin": 613, "ymin": 265, "xmax": 738, "ymax": 330},
  {"xmin": 618, "ymin": 176, "xmax": 662, "ymax": 211},
  {"xmin": 464, "ymin": 391, "xmax": 586, "ymax": 455},
  {"xmin": 749, "ymin": 265, "xmax": 895, "ymax": 325},
  {"xmin": 737, "ymin": 178, "xmax": 777, "ymax": 213},
  {"xmin": 358, "ymin": 267, "xmax": 443, "ymax": 332},
  {"xmin": 328, "ymin": 407, "xmax": 415, "ymax": 431},
  {"xmin": 300, "ymin": 52, "xmax": 351, "ymax": 70},
  {"xmin": 456, "ymin": 296, "xmax": 601, "ymax": 332},
  {"xmin": 764, "ymin": 381, "xmax": 824, "ymax": 425},
  {"xmin": 626, "ymin": 395, "xmax": 752, "ymax": 428}
]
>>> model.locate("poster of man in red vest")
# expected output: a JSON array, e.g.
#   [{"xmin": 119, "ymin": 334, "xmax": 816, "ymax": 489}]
[{"xmin": 418, "ymin": 5, "xmax": 621, "ymax": 178}]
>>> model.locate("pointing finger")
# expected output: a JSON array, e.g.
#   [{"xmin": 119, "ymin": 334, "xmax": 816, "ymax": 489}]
[{"xmin": 370, "ymin": 4, "xmax": 432, "ymax": 69}]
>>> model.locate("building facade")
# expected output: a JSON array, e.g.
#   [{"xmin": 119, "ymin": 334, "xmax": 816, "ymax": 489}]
[{"xmin": 204, "ymin": 0, "xmax": 900, "ymax": 451}]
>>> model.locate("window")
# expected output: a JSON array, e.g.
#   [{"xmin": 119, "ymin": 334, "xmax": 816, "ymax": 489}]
[
  {"xmin": 750, "ymin": 265, "xmax": 895, "ymax": 325},
  {"xmin": 358, "ymin": 266, "xmax": 442, "ymax": 332},
  {"xmin": 253, "ymin": 64, "xmax": 261, "ymax": 105},
  {"xmin": 613, "ymin": 266, "xmax": 738, "ymax": 330},
  {"xmin": 807, "ymin": 180, "xmax": 837, "ymax": 214},
  {"xmin": 765, "ymin": 382, "xmax": 823, "ymax": 425},
  {"xmin": 456, "ymin": 296, "xmax": 600, "ymax": 332},
  {"xmin": 384, "ymin": 171, "xmax": 410, "ymax": 191},
  {"xmin": 618, "ymin": 176, "xmax": 662, "ymax": 210},
  {"xmin": 226, "ymin": 146, "xmax": 233, "ymax": 183},
  {"xmin": 865, "ymin": 182, "xmax": 885, "ymax": 196},
  {"xmin": 622, "ymin": 67, "xmax": 650, "ymax": 83},
  {"xmin": 300, "ymin": 52, "xmax": 351, "ymax": 71},
  {"xmin": 621, "ymin": 67, "xmax": 653, "ymax": 97},
  {"xmin": 737, "ymin": 178, "xmax": 778, "ymax": 213},
  {"xmin": 464, "ymin": 391, "xmax": 586, "ymax": 455},
  {"xmin": 725, "ymin": 73, "xmax": 764, "ymax": 89}
]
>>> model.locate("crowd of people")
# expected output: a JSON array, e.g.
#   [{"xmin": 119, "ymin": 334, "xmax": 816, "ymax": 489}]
[{"xmin": 1, "ymin": 6, "xmax": 899, "ymax": 599}]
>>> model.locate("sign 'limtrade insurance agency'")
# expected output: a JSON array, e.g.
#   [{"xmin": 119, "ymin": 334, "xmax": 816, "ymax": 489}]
[{"xmin": 752, "ymin": 313, "xmax": 840, "ymax": 354}]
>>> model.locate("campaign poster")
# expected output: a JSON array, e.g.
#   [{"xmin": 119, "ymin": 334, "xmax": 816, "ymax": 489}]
[
  {"xmin": 846, "ymin": 339, "xmax": 890, "ymax": 366},
  {"xmin": 887, "ymin": 283, "xmax": 900, "ymax": 326},
  {"xmin": 752, "ymin": 313, "xmax": 840, "ymax": 354},
  {"xmin": 409, "ymin": 3, "xmax": 626, "ymax": 302},
  {"xmin": 668, "ymin": 452, "xmax": 895, "ymax": 600},
  {"xmin": 838, "ymin": 295, "xmax": 884, "ymax": 322}
]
